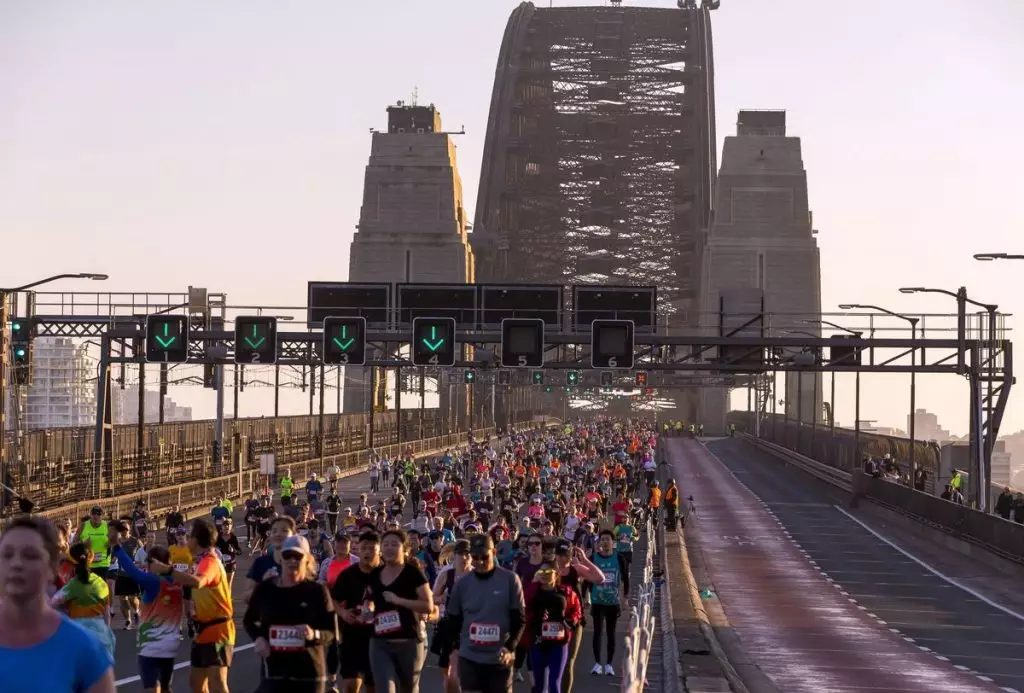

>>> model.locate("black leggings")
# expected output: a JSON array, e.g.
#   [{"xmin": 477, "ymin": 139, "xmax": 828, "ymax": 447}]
[{"xmin": 591, "ymin": 604, "xmax": 620, "ymax": 666}]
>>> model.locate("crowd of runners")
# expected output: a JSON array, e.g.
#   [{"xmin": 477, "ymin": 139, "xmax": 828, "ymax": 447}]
[{"xmin": 0, "ymin": 417, "xmax": 682, "ymax": 693}]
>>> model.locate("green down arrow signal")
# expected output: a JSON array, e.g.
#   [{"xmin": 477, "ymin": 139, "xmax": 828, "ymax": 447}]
[
  {"xmin": 244, "ymin": 324, "xmax": 266, "ymax": 349},
  {"xmin": 154, "ymin": 323, "xmax": 177, "ymax": 348},
  {"xmin": 421, "ymin": 325, "xmax": 446, "ymax": 352},
  {"xmin": 332, "ymin": 326, "xmax": 354, "ymax": 351}
]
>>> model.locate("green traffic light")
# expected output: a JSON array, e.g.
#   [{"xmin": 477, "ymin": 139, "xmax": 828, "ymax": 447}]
[
  {"xmin": 421, "ymin": 325, "xmax": 446, "ymax": 352},
  {"xmin": 154, "ymin": 322, "xmax": 176, "ymax": 348},
  {"xmin": 332, "ymin": 325, "xmax": 355, "ymax": 351},
  {"xmin": 244, "ymin": 324, "xmax": 267, "ymax": 349},
  {"xmin": 14, "ymin": 347, "xmax": 26, "ymax": 358},
  {"xmin": 11, "ymin": 322, "xmax": 21, "ymax": 333}
]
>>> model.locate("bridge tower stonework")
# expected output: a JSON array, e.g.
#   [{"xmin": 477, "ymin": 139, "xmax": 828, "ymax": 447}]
[
  {"xmin": 344, "ymin": 103, "xmax": 474, "ymax": 423},
  {"xmin": 699, "ymin": 110, "xmax": 822, "ymax": 434}
]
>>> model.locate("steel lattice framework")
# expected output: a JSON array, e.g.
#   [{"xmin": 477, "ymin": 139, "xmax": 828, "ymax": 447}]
[{"xmin": 473, "ymin": 2, "xmax": 717, "ymax": 324}]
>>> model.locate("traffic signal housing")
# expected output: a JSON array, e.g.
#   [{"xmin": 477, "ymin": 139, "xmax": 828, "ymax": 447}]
[
  {"xmin": 531, "ymin": 370, "xmax": 544, "ymax": 385},
  {"xmin": 566, "ymin": 371, "xmax": 580, "ymax": 386},
  {"xmin": 234, "ymin": 316, "xmax": 278, "ymax": 364},
  {"xmin": 411, "ymin": 317, "xmax": 457, "ymax": 367},
  {"xmin": 145, "ymin": 315, "xmax": 190, "ymax": 363},
  {"xmin": 464, "ymin": 370, "xmax": 476, "ymax": 384},
  {"xmin": 590, "ymin": 319, "xmax": 635, "ymax": 369},
  {"xmin": 634, "ymin": 371, "xmax": 648, "ymax": 387},
  {"xmin": 500, "ymin": 318, "xmax": 545, "ymax": 368},
  {"xmin": 11, "ymin": 320, "xmax": 32, "ymax": 385},
  {"xmin": 322, "ymin": 316, "xmax": 366, "ymax": 366}
]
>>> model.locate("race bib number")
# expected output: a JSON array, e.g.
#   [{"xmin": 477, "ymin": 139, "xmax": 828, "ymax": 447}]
[
  {"xmin": 469, "ymin": 623, "xmax": 500, "ymax": 646},
  {"xmin": 603, "ymin": 569, "xmax": 618, "ymax": 585},
  {"xmin": 541, "ymin": 621, "xmax": 566, "ymax": 640},
  {"xmin": 269, "ymin": 625, "xmax": 305, "ymax": 651},
  {"xmin": 173, "ymin": 563, "xmax": 189, "ymax": 573},
  {"xmin": 375, "ymin": 610, "xmax": 401, "ymax": 635}
]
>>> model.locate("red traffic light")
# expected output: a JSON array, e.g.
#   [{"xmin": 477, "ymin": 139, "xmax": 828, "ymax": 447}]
[{"xmin": 634, "ymin": 371, "xmax": 648, "ymax": 386}]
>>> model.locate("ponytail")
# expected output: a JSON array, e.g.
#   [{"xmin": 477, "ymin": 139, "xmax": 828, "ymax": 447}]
[{"xmin": 68, "ymin": 542, "xmax": 92, "ymax": 584}]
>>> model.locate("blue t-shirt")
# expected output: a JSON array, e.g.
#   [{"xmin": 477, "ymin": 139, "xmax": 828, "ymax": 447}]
[
  {"xmin": 0, "ymin": 614, "xmax": 111, "ymax": 692},
  {"xmin": 248, "ymin": 552, "xmax": 278, "ymax": 582}
]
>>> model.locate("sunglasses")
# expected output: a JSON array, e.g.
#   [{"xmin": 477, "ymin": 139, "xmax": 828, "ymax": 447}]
[
  {"xmin": 281, "ymin": 551, "xmax": 305, "ymax": 561},
  {"xmin": 528, "ymin": 541, "xmax": 542, "ymax": 547},
  {"xmin": 470, "ymin": 553, "xmax": 490, "ymax": 561}
]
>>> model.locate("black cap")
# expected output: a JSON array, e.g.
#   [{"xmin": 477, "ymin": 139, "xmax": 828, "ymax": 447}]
[
  {"xmin": 452, "ymin": 539, "xmax": 471, "ymax": 556},
  {"xmin": 469, "ymin": 534, "xmax": 494, "ymax": 556}
]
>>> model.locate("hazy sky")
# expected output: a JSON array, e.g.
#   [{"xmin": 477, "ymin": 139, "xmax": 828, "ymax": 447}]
[{"xmin": 3, "ymin": 0, "xmax": 1023, "ymax": 436}]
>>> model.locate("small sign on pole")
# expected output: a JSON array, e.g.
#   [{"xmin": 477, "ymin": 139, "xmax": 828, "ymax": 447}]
[{"xmin": 259, "ymin": 452, "xmax": 276, "ymax": 476}]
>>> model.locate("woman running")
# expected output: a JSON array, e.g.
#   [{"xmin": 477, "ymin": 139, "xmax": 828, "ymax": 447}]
[
  {"xmin": 432, "ymin": 539, "xmax": 471, "ymax": 693},
  {"xmin": 553, "ymin": 540, "xmax": 604, "ymax": 693},
  {"xmin": 367, "ymin": 529, "xmax": 433, "ymax": 693},
  {"xmin": 0, "ymin": 515, "xmax": 115, "ymax": 693},
  {"xmin": 245, "ymin": 535, "xmax": 338, "ymax": 693},
  {"xmin": 524, "ymin": 563, "xmax": 581, "ymax": 693},
  {"xmin": 52, "ymin": 540, "xmax": 117, "ymax": 662}
]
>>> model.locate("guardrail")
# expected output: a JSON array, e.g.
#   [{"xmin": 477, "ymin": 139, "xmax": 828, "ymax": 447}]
[
  {"xmin": 17, "ymin": 421, "xmax": 547, "ymax": 530},
  {"xmin": 621, "ymin": 509, "xmax": 657, "ymax": 691},
  {"xmin": 739, "ymin": 433, "xmax": 1024, "ymax": 564}
]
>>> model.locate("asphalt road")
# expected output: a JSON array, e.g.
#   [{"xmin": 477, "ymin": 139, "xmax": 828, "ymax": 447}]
[
  {"xmin": 111, "ymin": 465, "xmax": 648, "ymax": 692},
  {"xmin": 696, "ymin": 437, "xmax": 1024, "ymax": 693}
]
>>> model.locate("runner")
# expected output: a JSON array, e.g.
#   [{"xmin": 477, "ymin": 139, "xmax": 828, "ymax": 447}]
[{"xmin": 0, "ymin": 515, "xmax": 116, "ymax": 693}]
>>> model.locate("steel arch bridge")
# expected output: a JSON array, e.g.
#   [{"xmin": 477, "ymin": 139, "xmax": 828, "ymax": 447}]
[{"xmin": 472, "ymin": 1, "xmax": 718, "ymax": 417}]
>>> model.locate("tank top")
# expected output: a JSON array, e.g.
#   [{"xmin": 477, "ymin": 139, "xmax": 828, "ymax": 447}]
[
  {"xmin": 591, "ymin": 551, "xmax": 620, "ymax": 606},
  {"xmin": 78, "ymin": 522, "xmax": 110, "ymax": 568}
]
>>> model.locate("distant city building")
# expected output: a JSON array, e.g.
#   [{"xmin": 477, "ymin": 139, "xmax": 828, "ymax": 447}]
[
  {"xmin": 111, "ymin": 386, "xmax": 192, "ymax": 425},
  {"xmin": 909, "ymin": 408, "xmax": 951, "ymax": 443},
  {"xmin": 23, "ymin": 338, "xmax": 96, "ymax": 430}
]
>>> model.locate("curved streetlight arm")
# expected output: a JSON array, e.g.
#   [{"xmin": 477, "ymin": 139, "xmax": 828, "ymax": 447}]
[
  {"xmin": 974, "ymin": 253, "xmax": 1024, "ymax": 261},
  {"xmin": 1, "ymin": 273, "xmax": 108, "ymax": 293},
  {"xmin": 899, "ymin": 287, "xmax": 996, "ymax": 313},
  {"xmin": 803, "ymin": 318, "xmax": 861, "ymax": 337},
  {"xmin": 838, "ymin": 303, "xmax": 919, "ymax": 327}
]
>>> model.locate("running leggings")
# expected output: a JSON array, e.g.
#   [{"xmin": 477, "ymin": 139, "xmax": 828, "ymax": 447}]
[
  {"xmin": 529, "ymin": 644, "xmax": 568, "ymax": 693},
  {"xmin": 561, "ymin": 624, "xmax": 584, "ymax": 693},
  {"xmin": 591, "ymin": 604, "xmax": 620, "ymax": 665},
  {"xmin": 369, "ymin": 638, "xmax": 425, "ymax": 693}
]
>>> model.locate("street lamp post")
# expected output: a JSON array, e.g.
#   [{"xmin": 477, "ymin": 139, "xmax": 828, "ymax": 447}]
[
  {"xmin": 899, "ymin": 286, "xmax": 998, "ymax": 511},
  {"xmin": 839, "ymin": 304, "xmax": 920, "ymax": 483},
  {"xmin": 804, "ymin": 319, "xmax": 862, "ymax": 453},
  {"xmin": 0, "ymin": 273, "xmax": 108, "ymax": 507},
  {"xmin": 974, "ymin": 253, "xmax": 1024, "ymax": 262}
]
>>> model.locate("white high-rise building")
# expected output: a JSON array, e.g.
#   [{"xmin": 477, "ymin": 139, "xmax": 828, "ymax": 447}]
[{"xmin": 23, "ymin": 338, "xmax": 96, "ymax": 430}]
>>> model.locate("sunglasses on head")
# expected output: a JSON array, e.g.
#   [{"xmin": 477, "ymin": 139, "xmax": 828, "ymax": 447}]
[{"xmin": 281, "ymin": 551, "xmax": 305, "ymax": 561}]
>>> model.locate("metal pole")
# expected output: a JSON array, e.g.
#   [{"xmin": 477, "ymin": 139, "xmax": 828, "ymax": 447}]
[
  {"xmin": 830, "ymin": 370, "xmax": 836, "ymax": 434},
  {"xmin": 232, "ymin": 366, "xmax": 239, "ymax": 420},
  {"xmin": 985, "ymin": 307, "xmax": 997, "ymax": 509},
  {"xmin": 318, "ymin": 364, "xmax": 326, "ymax": 469},
  {"xmin": 336, "ymin": 366, "xmax": 341, "ymax": 414},
  {"xmin": 273, "ymin": 365, "xmax": 280, "ymax": 418},
  {"xmin": 0, "ymin": 292, "xmax": 8, "ymax": 505},
  {"xmin": 811, "ymin": 364, "xmax": 818, "ymax": 455},
  {"xmin": 214, "ymin": 364, "xmax": 225, "ymax": 467},
  {"xmin": 308, "ymin": 366, "xmax": 315, "ymax": 417},
  {"xmin": 909, "ymin": 321, "xmax": 917, "ymax": 482},
  {"xmin": 368, "ymin": 366, "xmax": 376, "ymax": 448},
  {"xmin": 854, "ymin": 371, "xmax": 861, "ymax": 463},
  {"xmin": 395, "ymin": 367, "xmax": 402, "ymax": 447},
  {"xmin": 158, "ymin": 363, "xmax": 167, "ymax": 424},
  {"xmin": 796, "ymin": 369, "xmax": 804, "ymax": 453},
  {"xmin": 137, "ymin": 357, "xmax": 146, "ymax": 486}
]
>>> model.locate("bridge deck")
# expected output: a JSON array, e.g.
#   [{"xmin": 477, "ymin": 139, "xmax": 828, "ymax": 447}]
[{"xmin": 670, "ymin": 437, "xmax": 1018, "ymax": 692}]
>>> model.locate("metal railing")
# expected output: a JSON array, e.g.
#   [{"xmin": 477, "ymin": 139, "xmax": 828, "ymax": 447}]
[
  {"xmin": 17, "ymin": 420, "xmax": 550, "ymax": 530},
  {"xmin": 621, "ymin": 511, "xmax": 657, "ymax": 693}
]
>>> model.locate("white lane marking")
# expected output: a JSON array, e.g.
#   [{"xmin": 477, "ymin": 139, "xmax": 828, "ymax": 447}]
[
  {"xmin": 833, "ymin": 505, "xmax": 1024, "ymax": 624},
  {"xmin": 115, "ymin": 643, "xmax": 256, "ymax": 687}
]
